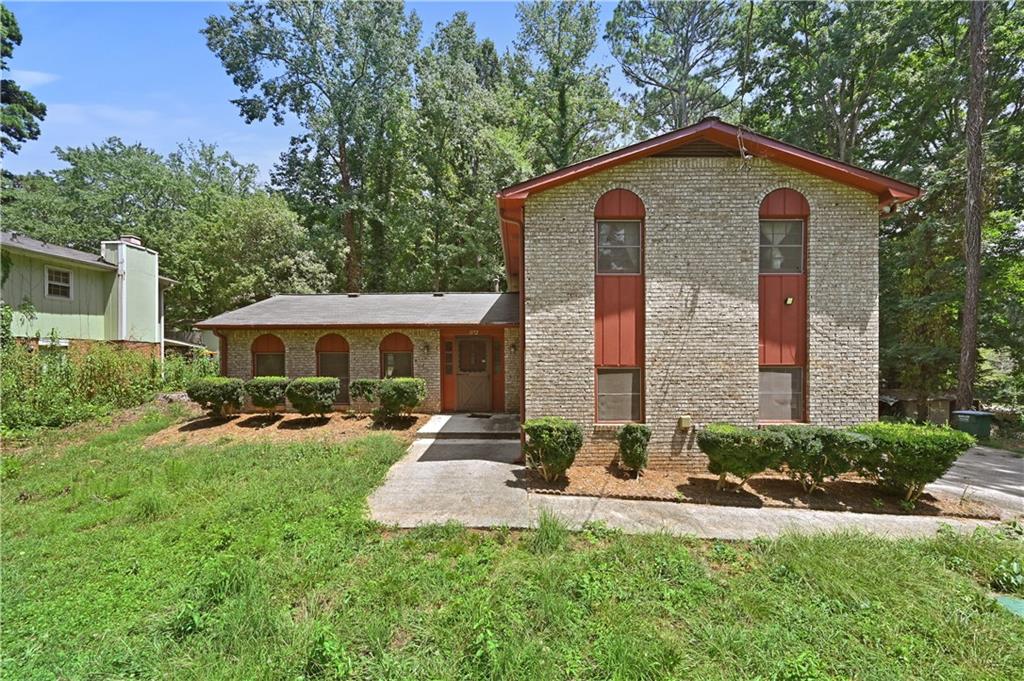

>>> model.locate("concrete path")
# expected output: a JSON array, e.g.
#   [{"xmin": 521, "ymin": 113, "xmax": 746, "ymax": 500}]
[
  {"xmin": 368, "ymin": 438, "xmax": 1002, "ymax": 539},
  {"xmin": 927, "ymin": 445, "xmax": 1023, "ymax": 516}
]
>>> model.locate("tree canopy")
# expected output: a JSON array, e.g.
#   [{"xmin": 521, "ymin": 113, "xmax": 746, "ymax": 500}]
[{"xmin": 0, "ymin": 6, "xmax": 46, "ymax": 156}]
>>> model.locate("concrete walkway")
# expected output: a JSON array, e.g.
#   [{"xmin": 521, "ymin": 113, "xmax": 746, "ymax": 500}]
[
  {"xmin": 368, "ymin": 437, "xmax": 1004, "ymax": 539},
  {"xmin": 927, "ymin": 445, "xmax": 1023, "ymax": 516}
]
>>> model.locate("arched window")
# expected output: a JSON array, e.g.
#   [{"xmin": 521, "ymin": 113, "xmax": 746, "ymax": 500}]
[
  {"xmin": 758, "ymin": 188, "xmax": 809, "ymax": 422},
  {"xmin": 380, "ymin": 332, "xmax": 414, "ymax": 378},
  {"xmin": 595, "ymin": 189, "xmax": 645, "ymax": 422},
  {"xmin": 251, "ymin": 334, "xmax": 285, "ymax": 377},
  {"xmin": 316, "ymin": 334, "xmax": 350, "ymax": 403}
]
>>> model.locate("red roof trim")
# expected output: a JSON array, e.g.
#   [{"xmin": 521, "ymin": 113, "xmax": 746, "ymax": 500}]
[{"xmin": 498, "ymin": 118, "xmax": 920, "ymax": 206}]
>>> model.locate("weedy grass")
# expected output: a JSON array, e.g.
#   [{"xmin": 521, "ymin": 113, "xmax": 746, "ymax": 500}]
[{"xmin": 3, "ymin": 406, "xmax": 1023, "ymax": 680}]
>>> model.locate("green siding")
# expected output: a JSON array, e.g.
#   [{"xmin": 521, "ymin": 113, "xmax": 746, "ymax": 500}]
[
  {"xmin": 1, "ymin": 252, "xmax": 113, "ymax": 340},
  {"xmin": 123, "ymin": 245, "xmax": 159, "ymax": 343}
]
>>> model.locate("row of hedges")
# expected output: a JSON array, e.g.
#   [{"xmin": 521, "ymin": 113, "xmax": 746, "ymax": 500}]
[
  {"xmin": 698, "ymin": 422, "xmax": 975, "ymax": 501},
  {"xmin": 185, "ymin": 376, "xmax": 427, "ymax": 423},
  {"xmin": 523, "ymin": 417, "xmax": 974, "ymax": 501},
  {"xmin": 186, "ymin": 376, "xmax": 343, "ymax": 419},
  {"xmin": 0, "ymin": 341, "xmax": 217, "ymax": 434}
]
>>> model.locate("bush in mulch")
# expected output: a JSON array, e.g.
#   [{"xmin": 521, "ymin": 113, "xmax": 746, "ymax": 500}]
[
  {"xmin": 697, "ymin": 423, "xmax": 788, "ymax": 490},
  {"xmin": 186, "ymin": 377, "xmax": 245, "ymax": 419},
  {"xmin": 285, "ymin": 377, "xmax": 340, "ymax": 418},
  {"xmin": 617, "ymin": 423, "xmax": 652, "ymax": 478},
  {"xmin": 244, "ymin": 376, "xmax": 290, "ymax": 415},
  {"xmin": 523, "ymin": 417, "xmax": 583, "ymax": 483}
]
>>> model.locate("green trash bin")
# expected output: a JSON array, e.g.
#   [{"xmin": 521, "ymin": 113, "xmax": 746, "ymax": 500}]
[{"xmin": 950, "ymin": 410, "xmax": 993, "ymax": 439}]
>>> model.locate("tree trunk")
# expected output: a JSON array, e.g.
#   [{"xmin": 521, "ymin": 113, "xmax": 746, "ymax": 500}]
[{"xmin": 957, "ymin": 0, "xmax": 988, "ymax": 410}]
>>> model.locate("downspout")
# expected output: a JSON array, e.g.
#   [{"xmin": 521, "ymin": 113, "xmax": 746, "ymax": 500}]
[{"xmin": 213, "ymin": 330, "xmax": 228, "ymax": 376}]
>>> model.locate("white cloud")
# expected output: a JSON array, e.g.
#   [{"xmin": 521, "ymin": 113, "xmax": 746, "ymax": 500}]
[{"xmin": 7, "ymin": 69, "xmax": 59, "ymax": 87}]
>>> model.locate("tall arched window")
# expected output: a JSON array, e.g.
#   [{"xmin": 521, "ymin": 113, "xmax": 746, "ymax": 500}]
[
  {"xmin": 380, "ymin": 332, "xmax": 414, "ymax": 378},
  {"xmin": 758, "ymin": 188, "xmax": 809, "ymax": 422},
  {"xmin": 595, "ymin": 189, "xmax": 645, "ymax": 422},
  {"xmin": 251, "ymin": 334, "xmax": 285, "ymax": 377},
  {"xmin": 316, "ymin": 334, "xmax": 350, "ymax": 403}
]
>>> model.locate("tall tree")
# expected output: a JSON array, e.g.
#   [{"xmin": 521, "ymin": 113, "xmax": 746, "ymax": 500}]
[
  {"xmin": 743, "ymin": 1, "xmax": 917, "ymax": 164},
  {"xmin": 605, "ymin": 0, "xmax": 739, "ymax": 134},
  {"xmin": 407, "ymin": 13, "xmax": 529, "ymax": 291},
  {"xmin": 513, "ymin": 0, "xmax": 619, "ymax": 172},
  {"xmin": 957, "ymin": 0, "xmax": 989, "ymax": 410},
  {"xmin": 204, "ymin": 0, "xmax": 420, "ymax": 291},
  {"xmin": 0, "ymin": 6, "xmax": 46, "ymax": 156}
]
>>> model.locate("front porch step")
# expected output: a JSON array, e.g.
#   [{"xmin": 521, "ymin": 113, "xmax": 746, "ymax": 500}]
[{"xmin": 417, "ymin": 414, "xmax": 520, "ymax": 440}]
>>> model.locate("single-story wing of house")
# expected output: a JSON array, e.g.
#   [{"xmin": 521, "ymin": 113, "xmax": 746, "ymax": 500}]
[{"xmin": 196, "ymin": 118, "xmax": 921, "ymax": 469}]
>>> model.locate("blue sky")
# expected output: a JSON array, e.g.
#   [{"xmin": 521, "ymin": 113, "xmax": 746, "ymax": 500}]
[{"xmin": 4, "ymin": 1, "xmax": 621, "ymax": 180}]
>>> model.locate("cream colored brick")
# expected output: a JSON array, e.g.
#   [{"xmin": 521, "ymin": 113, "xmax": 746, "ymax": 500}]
[{"xmin": 523, "ymin": 156, "xmax": 878, "ymax": 469}]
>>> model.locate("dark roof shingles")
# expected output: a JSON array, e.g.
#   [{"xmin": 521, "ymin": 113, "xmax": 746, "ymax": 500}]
[{"xmin": 196, "ymin": 293, "xmax": 519, "ymax": 328}]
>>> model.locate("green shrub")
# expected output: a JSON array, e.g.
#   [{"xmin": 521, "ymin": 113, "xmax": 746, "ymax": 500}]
[
  {"xmin": 244, "ymin": 376, "xmax": 290, "ymax": 414},
  {"xmin": 349, "ymin": 378, "xmax": 379, "ymax": 402},
  {"xmin": 991, "ymin": 558, "xmax": 1024, "ymax": 594},
  {"xmin": 186, "ymin": 377, "xmax": 244, "ymax": 419},
  {"xmin": 523, "ymin": 416, "xmax": 583, "ymax": 482},
  {"xmin": 617, "ymin": 423, "xmax": 652, "ymax": 476},
  {"xmin": 697, "ymin": 423, "xmax": 788, "ymax": 490},
  {"xmin": 851, "ymin": 422, "xmax": 975, "ymax": 501},
  {"xmin": 285, "ymin": 377, "xmax": 340, "ymax": 417},
  {"xmin": 375, "ymin": 378, "xmax": 426, "ymax": 422},
  {"xmin": 766, "ymin": 425, "xmax": 871, "ymax": 493},
  {"xmin": 349, "ymin": 377, "xmax": 426, "ymax": 423}
]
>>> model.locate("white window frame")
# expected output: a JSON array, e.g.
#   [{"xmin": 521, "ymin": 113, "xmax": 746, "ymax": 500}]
[{"xmin": 44, "ymin": 265, "xmax": 74, "ymax": 300}]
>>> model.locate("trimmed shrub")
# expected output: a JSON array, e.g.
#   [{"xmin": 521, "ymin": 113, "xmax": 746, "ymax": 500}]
[
  {"xmin": 766, "ymin": 425, "xmax": 871, "ymax": 493},
  {"xmin": 349, "ymin": 378, "xmax": 379, "ymax": 403},
  {"xmin": 285, "ymin": 377, "xmax": 340, "ymax": 417},
  {"xmin": 349, "ymin": 377, "xmax": 426, "ymax": 424},
  {"xmin": 697, "ymin": 423, "xmax": 788, "ymax": 490},
  {"xmin": 617, "ymin": 423, "xmax": 652, "ymax": 477},
  {"xmin": 851, "ymin": 422, "xmax": 975, "ymax": 501},
  {"xmin": 375, "ymin": 378, "xmax": 426, "ymax": 422},
  {"xmin": 523, "ymin": 417, "xmax": 583, "ymax": 482},
  {"xmin": 244, "ymin": 376, "xmax": 290, "ymax": 415},
  {"xmin": 186, "ymin": 377, "xmax": 244, "ymax": 419}
]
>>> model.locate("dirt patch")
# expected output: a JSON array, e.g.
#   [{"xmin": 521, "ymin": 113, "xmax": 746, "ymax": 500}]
[
  {"xmin": 524, "ymin": 465, "xmax": 1000, "ymax": 519},
  {"xmin": 145, "ymin": 411, "xmax": 430, "ymax": 448}
]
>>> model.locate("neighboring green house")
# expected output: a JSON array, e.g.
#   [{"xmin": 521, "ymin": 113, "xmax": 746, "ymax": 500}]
[{"xmin": 1, "ymin": 231, "xmax": 172, "ymax": 355}]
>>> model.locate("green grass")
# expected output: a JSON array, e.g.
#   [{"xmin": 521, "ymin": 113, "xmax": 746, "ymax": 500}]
[{"xmin": 3, "ymin": 407, "xmax": 1024, "ymax": 680}]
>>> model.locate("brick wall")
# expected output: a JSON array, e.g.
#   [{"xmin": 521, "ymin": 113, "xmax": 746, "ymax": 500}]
[
  {"xmin": 221, "ymin": 328, "xmax": 442, "ymax": 412},
  {"xmin": 504, "ymin": 326, "xmax": 521, "ymax": 413},
  {"xmin": 523, "ymin": 156, "xmax": 878, "ymax": 469}
]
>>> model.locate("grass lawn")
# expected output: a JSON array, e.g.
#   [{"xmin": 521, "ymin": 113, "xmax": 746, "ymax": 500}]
[{"xmin": 3, "ymin": 406, "xmax": 1024, "ymax": 680}]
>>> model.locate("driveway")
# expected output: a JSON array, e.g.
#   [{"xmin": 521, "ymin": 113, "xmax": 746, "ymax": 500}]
[
  {"xmin": 927, "ymin": 445, "xmax": 1023, "ymax": 516},
  {"xmin": 368, "ymin": 437, "xmax": 1005, "ymax": 539}
]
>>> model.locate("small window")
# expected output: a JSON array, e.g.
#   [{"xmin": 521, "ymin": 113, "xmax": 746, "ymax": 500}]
[
  {"xmin": 254, "ymin": 353, "xmax": 285, "ymax": 377},
  {"xmin": 597, "ymin": 368, "xmax": 641, "ymax": 422},
  {"xmin": 759, "ymin": 220, "xmax": 803, "ymax": 273},
  {"xmin": 46, "ymin": 267, "xmax": 72, "ymax": 299},
  {"xmin": 383, "ymin": 352, "xmax": 413, "ymax": 378},
  {"xmin": 759, "ymin": 368, "xmax": 803, "ymax": 421},
  {"xmin": 597, "ymin": 221, "xmax": 641, "ymax": 274}
]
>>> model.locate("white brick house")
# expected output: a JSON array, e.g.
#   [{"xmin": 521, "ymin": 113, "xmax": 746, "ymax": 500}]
[{"xmin": 198, "ymin": 118, "xmax": 920, "ymax": 469}]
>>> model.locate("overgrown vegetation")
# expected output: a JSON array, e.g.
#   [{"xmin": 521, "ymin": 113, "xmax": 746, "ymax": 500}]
[
  {"xmin": 2, "ymin": 409, "xmax": 1023, "ymax": 679},
  {"xmin": 0, "ymin": 340, "xmax": 213, "ymax": 435},
  {"xmin": 185, "ymin": 376, "xmax": 244, "ymax": 419},
  {"xmin": 523, "ymin": 416, "xmax": 584, "ymax": 482}
]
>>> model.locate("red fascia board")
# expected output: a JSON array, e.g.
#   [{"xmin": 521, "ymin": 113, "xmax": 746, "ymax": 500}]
[
  {"xmin": 497, "ymin": 120, "xmax": 920, "ymax": 207},
  {"xmin": 195, "ymin": 322, "xmax": 519, "ymax": 330}
]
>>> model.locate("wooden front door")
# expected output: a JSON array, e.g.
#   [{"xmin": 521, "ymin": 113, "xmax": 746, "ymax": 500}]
[{"xmin": 456, "ymin": 337, "xmax": 491, "ymax": 412}]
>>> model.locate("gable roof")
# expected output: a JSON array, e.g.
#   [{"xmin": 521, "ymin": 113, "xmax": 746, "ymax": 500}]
[
  {"xmin": 495, "ymin": 118, "xmax": 921, "ymax": 291},
  {"xmin": 195, "ymin": 292, "xmax": 519, "ymax": 329},
  {"xmin": 1, "ymin": 230, "xmax": 118, "ymax": 272}
]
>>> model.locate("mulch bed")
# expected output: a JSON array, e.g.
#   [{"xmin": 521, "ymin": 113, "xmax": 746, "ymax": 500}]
[
  {"xmin": 145, "ymin": 411, "xmax": 430, "ymax": 448},
  {"xmin": 525, "ymin": 465, "xmax": 1001, "ymax": 519}
]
